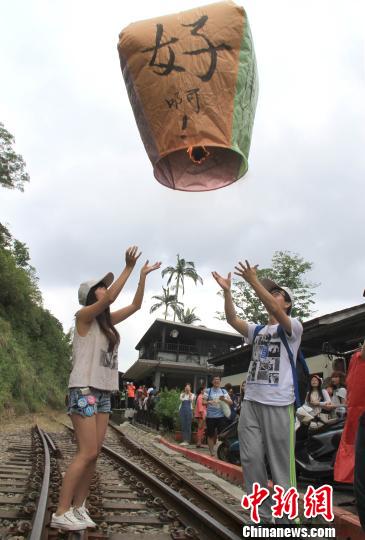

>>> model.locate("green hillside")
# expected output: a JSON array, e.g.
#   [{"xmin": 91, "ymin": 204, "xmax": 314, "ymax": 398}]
[
  {"xmin": 0, "ymin": 227, "xmax": 71, "ymax": 414},
  {"xmin": 0, "ymin": 122, "xmax": 71, "ymax": 414}
]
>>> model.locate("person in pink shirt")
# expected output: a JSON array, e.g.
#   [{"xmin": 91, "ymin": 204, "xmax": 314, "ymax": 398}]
[{"xmin": 194, "ymin": 386, "xmax": 207, "ymax": 447}]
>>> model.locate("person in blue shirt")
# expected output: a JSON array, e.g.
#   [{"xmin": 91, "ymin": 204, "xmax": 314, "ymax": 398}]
[{"xmin": 203, "ymin": 376, "xmax": 232, "ymax": 456}]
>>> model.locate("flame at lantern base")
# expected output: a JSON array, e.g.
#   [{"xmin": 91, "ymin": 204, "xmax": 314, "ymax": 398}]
[{"xmin": 187, "ymin": 146, "xmax": 210, "ymax": 164}]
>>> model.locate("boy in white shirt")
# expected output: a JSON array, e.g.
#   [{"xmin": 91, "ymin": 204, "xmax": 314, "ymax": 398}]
[{"xmin": 213, "ymin": 260, "xmax": 303, "ymax": 524}]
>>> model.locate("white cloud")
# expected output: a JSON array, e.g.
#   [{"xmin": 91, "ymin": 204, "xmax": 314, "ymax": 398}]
[{"xmin": 1, "ymin": 0, "xmax": 364, "ymax": 372}]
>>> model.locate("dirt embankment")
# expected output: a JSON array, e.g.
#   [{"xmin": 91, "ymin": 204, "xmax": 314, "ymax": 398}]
[{"xmin": 0, "ymin": 409, "xmax": 68, "ymax": 434}]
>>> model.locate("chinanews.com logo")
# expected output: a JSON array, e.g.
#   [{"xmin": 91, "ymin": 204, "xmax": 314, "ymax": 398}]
[{"xmin": 241, "ymin": 483, "xmax": 336, "ymax": 538}]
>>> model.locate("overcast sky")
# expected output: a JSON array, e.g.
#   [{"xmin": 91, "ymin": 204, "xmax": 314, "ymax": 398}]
[{"xmin": 1, "ymin": 0, "xmax": 364, "ymax": 371}]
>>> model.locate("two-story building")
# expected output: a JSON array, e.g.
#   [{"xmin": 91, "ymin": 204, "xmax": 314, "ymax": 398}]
[{"xmin": 122, "ymin": 318, "xmax": 243, "ymax": 392}]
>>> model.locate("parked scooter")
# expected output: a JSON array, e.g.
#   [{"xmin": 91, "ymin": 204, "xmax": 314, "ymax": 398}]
[
  {"xmin": 217, "ymin": 417, "xmax": 239, "ymax": 463},
  {"xmin": 217, "ymin": 411, "xmax": 345, "ymax": 480}
]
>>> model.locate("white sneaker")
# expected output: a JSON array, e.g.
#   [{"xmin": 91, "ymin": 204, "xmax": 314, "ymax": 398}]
[
  {"xmin": 50, "ymin": 508, "xmax": 87, "ymax": 531},
  {"xmin": 73, "ymin": 505, "xmax": 97, "ymax": 528},
  {"xmin": 180, "ymin": 441, "xmax": 189, "ymax": 446}
]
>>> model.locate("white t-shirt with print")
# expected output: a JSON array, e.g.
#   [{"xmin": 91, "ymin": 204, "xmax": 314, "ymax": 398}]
[{"xmin": 244, "ymin": 318, "xmax": 303, "ymax": 406}]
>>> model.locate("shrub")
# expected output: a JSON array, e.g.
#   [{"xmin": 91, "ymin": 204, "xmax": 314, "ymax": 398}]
[{"xmin": 154, "ymin": 389, "xmax": 181, "ymax": 431}]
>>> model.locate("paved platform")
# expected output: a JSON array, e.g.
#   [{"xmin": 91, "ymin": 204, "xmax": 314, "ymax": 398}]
[{"xmin": 158, "ymin": 436, "xmax": 364, "ymax": 539}]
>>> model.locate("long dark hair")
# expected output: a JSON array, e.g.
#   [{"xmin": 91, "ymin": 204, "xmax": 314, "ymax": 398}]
[
  {"xmin": 306, "ymin": 375, "xmax": 325, "ymax": 403},
  {"xmin": 86, "ymin": 283, "xmax": 120, "ymax": 352}
]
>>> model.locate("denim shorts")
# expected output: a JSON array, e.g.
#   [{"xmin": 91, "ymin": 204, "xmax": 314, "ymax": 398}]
[{"xmin": 67, "ymin": 387, "xmax": 112, "ymax": 417}]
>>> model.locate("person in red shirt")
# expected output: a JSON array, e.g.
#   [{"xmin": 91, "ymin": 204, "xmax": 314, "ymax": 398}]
[
  {"xmin": 334, "ymin": 343, "xmax": 365, "ymax": 484},
  {"xmin": 354, "ymin": 341, "xmax": 365, "ymax": 531},
  {"xmin": 194, "ymin": 386, "xmax": 207, "ymax": 447},
  {"xmin": 127, "ymin": 382, "xmax": 136, "ymax": 409}
]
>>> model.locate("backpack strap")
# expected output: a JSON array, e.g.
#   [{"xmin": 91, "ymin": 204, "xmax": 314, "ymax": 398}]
[
  {"xmin": 253, "ymin": 324, "xmax": 265, "ymax": 341},
  {"xmin": 276, "ymin": 325, "xmax": 302, "ymax": 407},
  {"xmin": 297, "ymin": 348, "xmax": 310, "ymax": 376}
]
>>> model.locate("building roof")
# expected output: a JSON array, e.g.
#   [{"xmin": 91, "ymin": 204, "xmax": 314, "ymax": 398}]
[
  {"xmin": 301, "ymin": 302, "xmax": 365, "ymax": 355},
  {"xmin": 135, "ymin": 318, "xmax": 242, "ymax": 350},
  {"xmin": 304, "ymin": 302, "xmax": 365, "ymax": 329},
  {"xmin": 123, "ymin": 358, "xmax": 224, "ymax": 380},
  {"xmin": 209, "ymin": 303, "xmax": 365, "ymax": 366}
]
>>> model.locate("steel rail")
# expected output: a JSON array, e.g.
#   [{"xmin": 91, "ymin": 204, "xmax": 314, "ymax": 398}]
[
  {"xmin": 109, "ymin": 422, "xmax": 245, "ymax": 527},
  {"xmin": 61, "ymin": 422, "xmax": 242, "ymax": 540},
  {"xmin": 29, "ymin": 426, "xmax": 51, "ymax": 540}
]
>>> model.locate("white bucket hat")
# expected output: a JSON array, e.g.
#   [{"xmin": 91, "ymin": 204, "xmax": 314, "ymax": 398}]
[
  {"xmin": 260, "ymin": 278, "xmax": 294, "ymax": 313},
  {"xmin": 78, "ymin": 272, "xmax": 114, "ymax": 306}
]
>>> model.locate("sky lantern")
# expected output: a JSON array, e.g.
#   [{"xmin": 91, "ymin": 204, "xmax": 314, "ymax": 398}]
[{"xmin": 118, "ymin": 1, "xmax": 258, "ymax": 191}]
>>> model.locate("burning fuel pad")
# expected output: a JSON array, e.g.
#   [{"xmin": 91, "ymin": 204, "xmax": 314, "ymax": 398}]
[{"xmin": 117, "ymin": 1, "xmax": 258, "ymax": 191}]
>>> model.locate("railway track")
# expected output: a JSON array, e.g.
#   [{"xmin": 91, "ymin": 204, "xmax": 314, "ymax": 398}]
[
  {"xmin": 0, "ymin": 422, "xmax": 243, "ymax": 538},
  {"xmin": 0, "ymin": 425, "xmax": 57, "ymax": 539},
  {"xmin": 55, "ymin": 421, "xmax": 244, "ymax": 540},
  {"xmin": 1, "ymin": 421, "xmax": 359, "ymax": 539}
]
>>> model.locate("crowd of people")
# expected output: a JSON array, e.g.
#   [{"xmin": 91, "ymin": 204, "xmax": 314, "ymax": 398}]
[
  {"xmin": 124, "ymin": 369, "xmax": 348, "ymax": 455},
  {"xmin": 124, "ymin": 381, "xmax": 160, "ymax": 413},
  {"xmin": 50, "ymin": 246, "xmax": 364, "ymax": 531},
  {"xmin": 296, "ymin": 371, "xmax": 348, "ymax": 428}
]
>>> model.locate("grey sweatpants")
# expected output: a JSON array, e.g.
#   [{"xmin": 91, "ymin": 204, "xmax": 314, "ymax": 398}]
[{"xmin": 239, "ymin": 400, "xmax": 297, "ymax": 524}]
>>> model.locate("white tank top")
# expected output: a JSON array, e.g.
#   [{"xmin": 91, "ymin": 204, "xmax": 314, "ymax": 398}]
[{"xmin": 68, "ymin": 319, "xmax": 119, "ymax": 391}]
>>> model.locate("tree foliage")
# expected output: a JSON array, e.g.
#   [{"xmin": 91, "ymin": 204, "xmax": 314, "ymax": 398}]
[
  {"xmin": 0, "ymin": 227, "xmax": 71, "ymax": 414},
  {"xmin": 0, "ymin": 123, "xmax": 30, "ymax": 191},
  {"xmin": 0, "ymin": 124, "xmax": 71, "ymax": 415},
  {"xmin": 175, "ymin": 306, "xmax": 201, "ymax": 325},
  {"xmin": 217, "ymin": 251, "xmax": 319, "ymax": 324},
  {"xmin": 161, "ymin": 254, "xmax": 203, "ymax": 322},
  {"xmin": 150, "ymin": 287, "xmax": 183, "ymax": 320},
  {"xmin": 154, "ymin": 389, "xmax": 181, "ymax": 430}
]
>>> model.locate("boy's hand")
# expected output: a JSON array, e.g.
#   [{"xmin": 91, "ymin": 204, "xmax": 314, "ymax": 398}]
[
  {"xmin": 212, "ymin": 271, "xmax": 231, "ymax": 291},
  {"xmin": 234, "ymin": 260, "xmax": 259, "ymax": 285}
]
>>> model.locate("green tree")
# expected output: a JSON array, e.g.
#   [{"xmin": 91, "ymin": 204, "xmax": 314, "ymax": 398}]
[
  {"xmin": 162, "ymin": 254, "xmax": 203, "ymax": 321},
  {"xmin": 0, "ymin": 122, "xmax": 71, "ymax": 414},
  {"xmin": 150, "ymin": 287, "xmax": 183, "ymax": 320},
  {"xmin": 216, "ymin": 251, "xmax": 318, "ymax": 324},
  {"xmin": 0, "ymin": 223, "xmax": 12, "ymax": 248},
  {"xmin": 175, "ymin": 306, "xmax": 201, "ymax": 325},
  {"xmin": 0, "ymin": 122, "xmax": 30, "ymax": 191},
  {"xmin": 154, "ymin": 389, "xmax": 181, "ymax": 430}
]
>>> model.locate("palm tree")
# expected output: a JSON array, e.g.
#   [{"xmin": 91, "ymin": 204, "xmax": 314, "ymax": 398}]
[
  {"xmin": 162, "ymin": 254, "xmax": 203, "ymax": 321},
  {"xmin": 175, "ymin": 306, "xmax": 201, "ymax": 325},
  {"xmin": 150, "ymin": 287, "xmax": 183, "ymax": 320}
]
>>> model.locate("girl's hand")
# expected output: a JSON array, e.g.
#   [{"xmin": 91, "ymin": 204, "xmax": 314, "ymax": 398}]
[
  {"xmin": 126, "ymin": 246, "xmax": 142, "ymax": 268},
  {"xmin": 140, "ymin": 260, "xmax": 162, "ymax": 277},
  {"xmin": 212, "ymin": 271, "xmax": 231, "ymax": 291}
]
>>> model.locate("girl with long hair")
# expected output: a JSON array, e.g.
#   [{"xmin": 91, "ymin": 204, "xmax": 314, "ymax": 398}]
[
  {"xmin": 330, "ymin": 371, "xmax": 347, "ymax": 406},
  {"xmin": 179, "ymin": 383, "xmax": 195, "ymax": 446},
  {"xmin": 51, "ymin": 246, "xmax": 161, "ymax": 531},
  {"xmin": 305, "ymin": 374, "xmax": 331, "ymax": 418}
]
